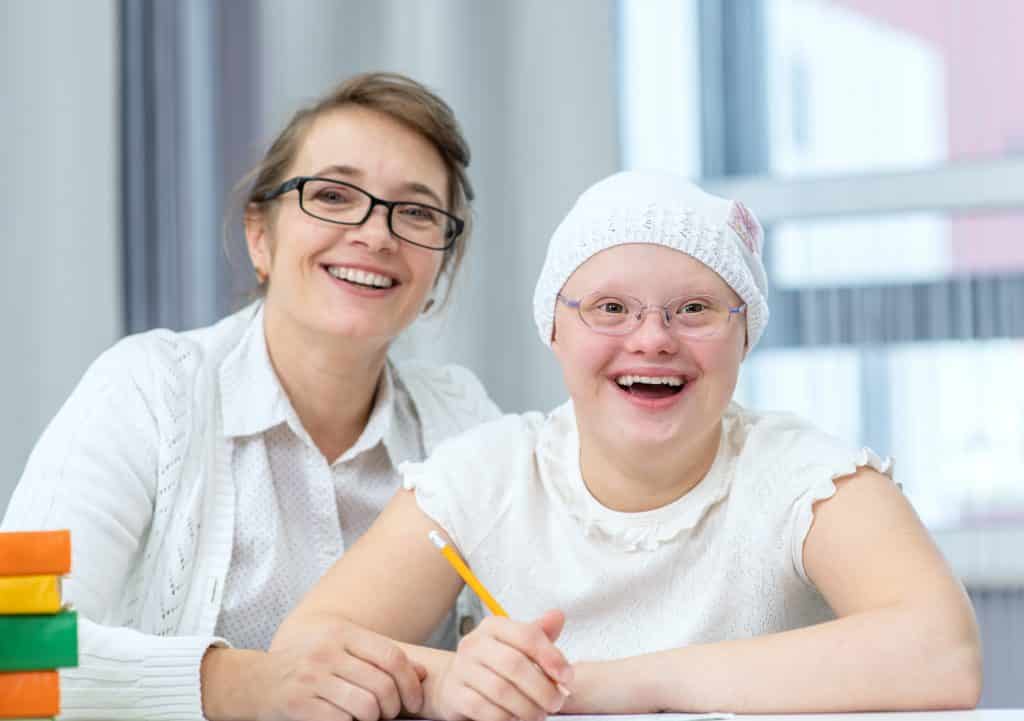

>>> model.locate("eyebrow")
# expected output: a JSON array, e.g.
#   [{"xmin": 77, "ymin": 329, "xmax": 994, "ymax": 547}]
[
  {"xmin": 593, "ymin": 284, "xmax": 722, "ymax": 294},
  {"xmin": 311, "ymin": 164, "xmax": 447, "ymax": 208},
  {"xmin": 591, "ymin": 287, "xmax": 735, "ymax": 303}
]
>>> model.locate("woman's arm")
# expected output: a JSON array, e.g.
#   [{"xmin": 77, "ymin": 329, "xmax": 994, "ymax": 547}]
[
  {"xmin": 4, "ymin": 341, "xmax": 445, "ymax": 721},
  {"xmin": 1, "ymin": 341, "xmax": 229, "ymax": 721},
  {"xmin": 273, "ymin": 490, "xmax": 572, "ymax": 721},
  {"xmin": 561, "ymin": 467, "xmax": 982, "ymax": 714}
]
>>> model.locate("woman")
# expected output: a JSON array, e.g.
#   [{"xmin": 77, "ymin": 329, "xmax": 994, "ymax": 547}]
[
  {"xmin": 1, "ymin": 73, "xmax": 498, "ymax": 721},
  {"xmin": 274, "ymin": 170, "xmax": 982, "ymax": 720}
]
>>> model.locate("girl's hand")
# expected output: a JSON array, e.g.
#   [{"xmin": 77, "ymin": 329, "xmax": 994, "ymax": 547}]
[
  {"xmin": 259, "ymin": 618, "xmax": 428, "ymax": 721},
  {"xmin": 434, "ymin": 609, "xmax": 573, "ymax": 721}
]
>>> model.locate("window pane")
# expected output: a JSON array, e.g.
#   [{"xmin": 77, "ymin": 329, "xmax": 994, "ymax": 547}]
[
  {"xmin": 618, "ymin": 0, "xmax": 702, "ymax": 177},
  {"xmin": 888, "ymin": 340, "xmax": 1024, "ymax": 528},
  {"xmin": 772, "ymin": 210, "xmax": 1024, "ymax": 288},
  {"xmin": 734, "ymin": 347, "xmax": 862, "ymax": 443},
  {"xmin": 766, "ymin": 0, "xmax": 1024, "ymax": 177},
  {"xmin": 739, "ymin": 341, "xmax": 1024, "ymax": 529}
]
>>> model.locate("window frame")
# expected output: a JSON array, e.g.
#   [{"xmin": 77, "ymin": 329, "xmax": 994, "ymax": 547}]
[{"xmin": 693, "ymin": 0, "xmax": 1024, "ymax": 582}]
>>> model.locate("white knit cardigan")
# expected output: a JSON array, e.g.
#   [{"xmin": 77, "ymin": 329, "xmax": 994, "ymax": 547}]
[{"xmin": 1, "ymin": 303, "xmax": 500, "ymax": 721}]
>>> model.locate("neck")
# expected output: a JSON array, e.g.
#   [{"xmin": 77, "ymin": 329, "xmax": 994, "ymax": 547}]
[
  {"xmin": 263, "ymin": 302, "xmax": 389, "ymax": 463},
  {"xmin": 578, "ymin": 420, "xmax": 722, "ymax": 512}
]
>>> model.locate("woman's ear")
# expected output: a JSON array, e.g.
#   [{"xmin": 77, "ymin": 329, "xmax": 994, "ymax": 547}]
[{"xmin": 244, "ymin": 204, "xmax": 272, "ymax": 279}]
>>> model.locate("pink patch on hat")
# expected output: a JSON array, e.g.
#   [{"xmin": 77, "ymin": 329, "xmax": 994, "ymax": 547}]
[{"xmin": 728, "ymin": 201, "xmax": 762, "ymax": 256}]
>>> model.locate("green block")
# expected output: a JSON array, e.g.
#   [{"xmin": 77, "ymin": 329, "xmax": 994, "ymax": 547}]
[{"xmin": 0, "ymin": 609, "xmax": 78, "ymax": 671}]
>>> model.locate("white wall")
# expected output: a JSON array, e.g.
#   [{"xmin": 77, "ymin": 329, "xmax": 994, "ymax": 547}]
[{"xmin": 0, "ymin": 1, "xmax": 122, "ymax": 514}]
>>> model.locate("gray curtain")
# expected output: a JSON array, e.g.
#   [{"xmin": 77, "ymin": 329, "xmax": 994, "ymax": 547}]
[{"xmin": 120, "ymin": 0, "xmax": 260, "ymax": 333}]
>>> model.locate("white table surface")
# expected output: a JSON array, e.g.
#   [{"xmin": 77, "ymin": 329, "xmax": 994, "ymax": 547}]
[
  {"xmin": 730, "ymin": 712, "xmax": 1022, "ymax": 720},
  {"xmin": 556, "ymin": 712, "xmax": 1022, "ymax": 720}
]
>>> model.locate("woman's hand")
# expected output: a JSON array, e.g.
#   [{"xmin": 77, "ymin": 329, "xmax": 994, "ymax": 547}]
[
  {"xmin": 249, "ymin": 618, "xmax": 427, "ymax": 721},
  {"xmin": 432, "ymin": 610, "xmax": 573, "ymax": 721}
]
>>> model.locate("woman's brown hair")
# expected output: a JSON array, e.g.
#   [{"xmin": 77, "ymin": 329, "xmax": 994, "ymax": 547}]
[{"xmin": 233, "ymin": 72, "xmax": 474, "ymax": 307}]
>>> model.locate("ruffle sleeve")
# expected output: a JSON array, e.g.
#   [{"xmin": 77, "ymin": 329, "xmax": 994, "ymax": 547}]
[
  {"xmin": 400, "ymin": 412, "xmax": 543, "ymax": 557},
  {"xmin": 788, "ymin": 446, "xmax": 894, "ymax": 587}
]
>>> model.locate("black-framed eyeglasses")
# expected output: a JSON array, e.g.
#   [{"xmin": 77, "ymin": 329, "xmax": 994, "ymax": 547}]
[{"xmin": 257, "ymin": 176, "xmax": 464, "ymax": 251}]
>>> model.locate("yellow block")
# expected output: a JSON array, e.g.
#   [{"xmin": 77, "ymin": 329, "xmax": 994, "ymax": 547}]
[{"xmin": 0, "ymin": 575, "xmax": 62, "ymax": 615}]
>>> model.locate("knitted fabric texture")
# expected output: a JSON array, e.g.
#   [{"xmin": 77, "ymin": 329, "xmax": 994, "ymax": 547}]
[{"xmin": 532, "ymin": 170, "xmax": 770, "ymax": 350}]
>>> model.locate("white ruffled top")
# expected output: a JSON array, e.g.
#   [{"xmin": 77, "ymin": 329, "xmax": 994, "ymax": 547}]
[
  {"xmin": 536, "ymin": 401, "xmax": 735, "ymax": 553},
  {"xmin": 403, "ymin": 400, "xmax": 892, "ymax": 662}
]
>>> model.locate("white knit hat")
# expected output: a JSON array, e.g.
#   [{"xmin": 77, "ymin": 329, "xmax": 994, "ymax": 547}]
[{"xmin": 532, "ymin": 170, "xmax": 770, "ymax": 351}]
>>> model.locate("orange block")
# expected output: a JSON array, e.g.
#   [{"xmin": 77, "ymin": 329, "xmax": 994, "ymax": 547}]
[
  {"xmin": 0, "ymin": 670, "xmax": 59, "ymax": 718},
  {"xmin": 0, "ymin": 531, "xmax": 71, "ymax": 577}
]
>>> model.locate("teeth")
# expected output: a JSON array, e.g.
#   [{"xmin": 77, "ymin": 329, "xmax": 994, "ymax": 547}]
[
  {"xmin": 615, "ymin": 375, "xmax": 685, "ymax": 387},
  {"xmin": 327, "ymin": 266, "xmax": 394, "ymax": 288}
]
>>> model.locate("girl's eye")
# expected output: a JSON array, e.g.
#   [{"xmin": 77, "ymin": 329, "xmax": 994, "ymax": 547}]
[
  {"xmin": 679, "ymin": 302, "xmax": 707, "ymax": 314},
  {"xmin": 598, "ymin": 302, "xmax": 627, "ymax": 314}
]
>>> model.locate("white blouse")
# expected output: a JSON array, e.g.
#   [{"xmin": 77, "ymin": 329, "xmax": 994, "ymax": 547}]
[
  {"xmin": 404, "ymin": 400, "xmax": 893, "ymax": 662},
  {"xmin": 2, "ymin": 302, "xmax": 500, "ymax": 721},
  {"xmin": 215, "ymin": 308, "xmax": 439, "ymax": 650}
]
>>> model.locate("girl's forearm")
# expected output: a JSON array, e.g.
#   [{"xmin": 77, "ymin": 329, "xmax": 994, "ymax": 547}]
[{"xmin": 564, "ymin": 605, "xmax": 981, "ymax": 714}]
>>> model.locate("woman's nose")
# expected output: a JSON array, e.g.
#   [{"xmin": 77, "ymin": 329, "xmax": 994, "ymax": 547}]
[{"xmin": 348, "ymin": 205, "xmax": 399, "ymax": 253}]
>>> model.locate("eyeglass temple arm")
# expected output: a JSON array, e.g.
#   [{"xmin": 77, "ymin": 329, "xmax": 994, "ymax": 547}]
[{"xmin": 259, "ymin": 176, "xmax": 304, "ymax": 202}]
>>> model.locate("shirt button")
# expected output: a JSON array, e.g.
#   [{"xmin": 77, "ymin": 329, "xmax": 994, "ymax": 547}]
[{"xmin": 459, "ymin": 615, "xmax": 476, "ymax": 636}]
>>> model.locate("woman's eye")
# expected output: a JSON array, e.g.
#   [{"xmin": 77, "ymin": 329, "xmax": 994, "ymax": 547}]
[
  {"xmin": 315, "ymin": 187, "xmax": 351, "ymax": 203},
  {"xmin": 401, "ymin": 205, "xmax": 438, "ymax": 222},
  {"xmin": 598, "ymin": 302, "xmax": 627, "ymax": 314}
]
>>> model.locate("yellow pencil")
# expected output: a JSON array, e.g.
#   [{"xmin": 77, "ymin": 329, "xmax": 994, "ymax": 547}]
[
  {"xmin": 429, "ymin": 530, "xmax": 508, "ymax": 616},
  {"xmin": 427, "ymin": 531, "xmax": 571, "ymax": 696}
]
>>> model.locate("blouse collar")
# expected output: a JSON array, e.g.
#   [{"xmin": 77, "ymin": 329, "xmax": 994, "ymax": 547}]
[{"xmin": 218, "ymin": 303, "xmax": 418, "ymax": 466}]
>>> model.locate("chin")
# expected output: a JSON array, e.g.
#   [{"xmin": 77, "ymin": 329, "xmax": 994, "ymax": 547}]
[
  {"xmin": 316, "ymin": 309, "xmax": 400, "ymax": 343},
  {"xmin": 620, "ymin": 424, "xmax": 684, "ymax": 450}
]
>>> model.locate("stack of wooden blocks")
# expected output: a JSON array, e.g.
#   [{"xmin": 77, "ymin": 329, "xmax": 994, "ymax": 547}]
[{"xmin": 0, "ymin": 531, "xmax": 78, "ymax": 720}]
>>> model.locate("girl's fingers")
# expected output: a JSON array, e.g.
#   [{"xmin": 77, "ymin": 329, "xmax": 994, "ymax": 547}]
[
  {"xmin": 474, "ymin": 635, "xmax": 567, "ymax": 714},
  {"xmin": 459, "ymin": 658, "xmax": 548, "ymax": 721},
  {"xmin": 477, "ymin": 616, "xmax": 573, "ymax": 686},
  {"xmin": 532, "ymin": 610, "xmax": 573, "ymax": 683}
]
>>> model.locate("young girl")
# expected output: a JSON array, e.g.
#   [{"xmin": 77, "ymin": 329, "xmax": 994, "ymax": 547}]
[{"xmin": 273, "ymin": 170, "xmax": 981, "ymax": 721}]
